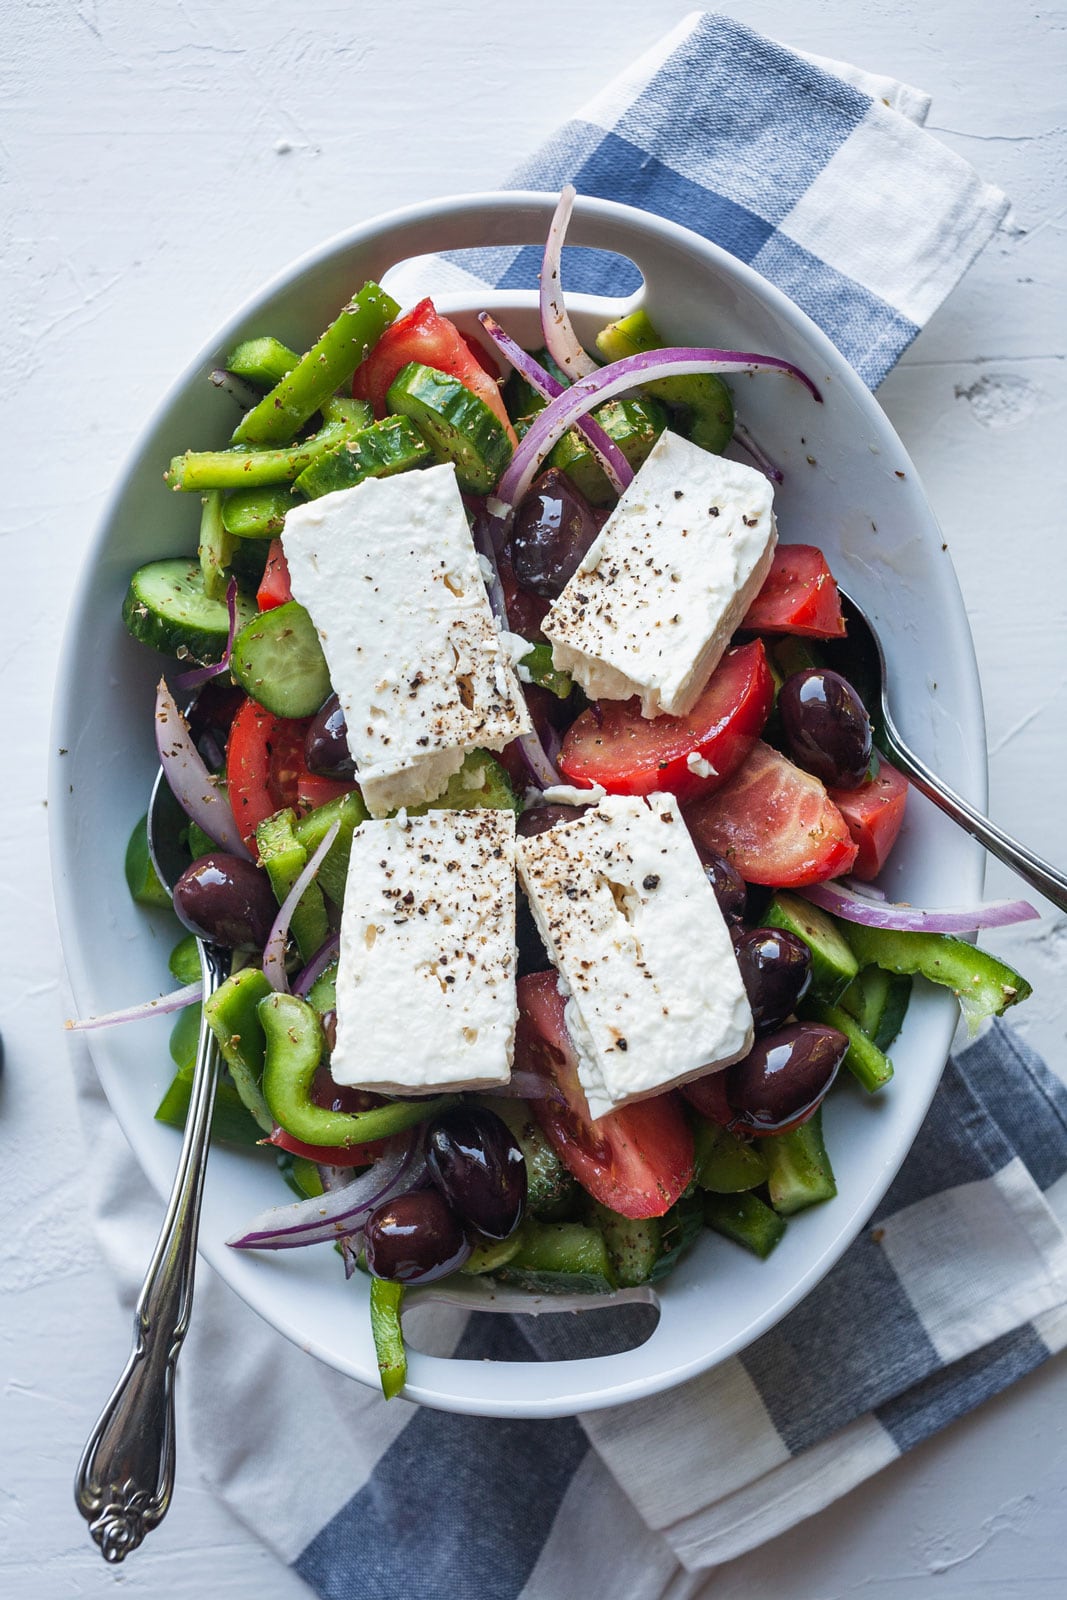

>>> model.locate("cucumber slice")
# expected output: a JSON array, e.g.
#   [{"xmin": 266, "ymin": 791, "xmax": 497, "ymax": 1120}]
[
  {"xmin": 124, "ymin": 812, "xmax": 171, "ymax": 908},
  {"xmin": 386, "ymin": 362, "xmax": 513, "ymax": 494},
  {"xmin": 292, "ymin": 792, "xmax": 368, "ymax": 907},
  {"xmin": 222, "ymin": 485, "xmax": 298, "ymax": 540},
  {"xmin": 460, "ymin": 1231, "xmax": 526, "ymax": 1276},
  {"xmin": 295, "ymin": 415, "xmax": 432, "ymax": 498},
  {"xmin": 800, "ymin": 997, "xmax": 894, "ymax": 1092},
  {"xmin": 595, "ymin": 309, "xmax": 734, "ymax": 455},
  {"xmin": 226, "ymin": 336, "xmax": 298, "ymax": 389},
  {"xmin": 591, "ymin": 1203, "xmax": 662, "ymax": 1288},
  {"xmin": 692, "ymin": 1119, "xmax": 768, "ymax": 1193},
  {"xmin": 843, "ymin": 924, "xmax": 1031, "ymax": 1031},
  {"xmin": 492, "ymin": 1221, "xmax": 616, "ymax": 1294},
  {"xmin": 648, "ymin": 1193, "xmax": 705, "ymax": 1282},
  {"xmin": 122, "ymin": 558, "xmax": 257, "ymax": 663},
  {"xmin": 548, "ymin": 396, "xmax": 668, "ymax": 506},
  {"xmin": 473, "ymin": 1097, "xmax": 578, "ymax": 1220},
  {"xmin": 230, "ymin": 600, "xmax": 331, "ymax": 718},
  {"xmin": 840, "ymin": 964, "xmax": 912, "ymax": 1052},
  {"xmin": 764, "ymin": 1108, "xmax": 837, "ymax": 1215},
  {"xmin": 704, "ymin": 1191, "xmax": 785, "ymax": 1258},
  {"xmin": 764, "ymin": 891, "xmax": 859, "ymax": 1003}
]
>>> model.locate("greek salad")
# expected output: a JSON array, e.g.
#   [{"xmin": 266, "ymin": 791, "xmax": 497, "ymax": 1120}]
[{"xmin": 99, "ymin": 190, "xmax": 1035, "ymax": 1398}]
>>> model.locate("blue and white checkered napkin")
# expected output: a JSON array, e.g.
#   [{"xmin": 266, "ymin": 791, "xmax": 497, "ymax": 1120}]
[{"xmin": 77, "ymin": 12, "xmax": 1067, "ymax": 1597}]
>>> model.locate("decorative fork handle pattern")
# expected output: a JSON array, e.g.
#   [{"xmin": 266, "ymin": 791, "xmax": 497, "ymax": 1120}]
[
  {"xmin": 881, "ymin": 716, "xmax": 1067, "ymax": 915},
  {"xmin": 74, "ymin": 943, "xmax": 231, "ymax": 1562}
]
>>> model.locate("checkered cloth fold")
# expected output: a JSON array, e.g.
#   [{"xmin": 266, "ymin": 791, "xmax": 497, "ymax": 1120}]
[{"xmin": 74, "ymin": 15, "xmax": 1059, "ymax": 1600}]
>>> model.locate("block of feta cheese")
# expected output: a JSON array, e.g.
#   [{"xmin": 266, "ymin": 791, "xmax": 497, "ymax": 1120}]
[
  {"xmin": 516, "ymin": 793, "xmax": 753, "ymax": 1118},
  {"xmin": 282, "ymin": 463, "xmax": 531, "ymax": 816},
  {"xmin": 330, "ymin": 808, "xmax": 517, "ymax": 1094},
  {"xmin": 543, "ymin": 430, "xmax": 777, "ymax": 718}
]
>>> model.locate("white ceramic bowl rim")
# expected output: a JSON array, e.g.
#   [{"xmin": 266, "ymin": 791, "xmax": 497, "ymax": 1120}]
[{"xmin": 50, "ymin": 191, "xmax": 986, "ymax": 1417}]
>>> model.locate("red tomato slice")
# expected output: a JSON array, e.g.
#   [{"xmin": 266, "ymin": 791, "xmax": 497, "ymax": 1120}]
[
  {"xmin": 515, "ymin": 972, "xmax": 694, "ymax": 1220},
  {"xmin": 742, "ymin": 545, "xmax": 846, "ymax": 638},
  {"xmin": 684, "ymin": 740, "xmax": 858, "ymax": 887},
  {"xmin": 353, "ymin": 297, "xmax": 518, "ymax": 443},
  {"xmin": 257, "ymin": 539, "xmax": 293, "ymax": 611},
  {"xmin": 227, "ymin": 700, "xmax": 357, "ymax": 851},
  {"xmin": 266, "ymin": 1128, "xmax": 388, "ymax": 1166},
  {"xmin": 558, "ymin": 641, "xmax": 774, "ymax": 802},
  {"xmin": 829, "ymin": 759, "xmax": 909, "ymax": 880}
]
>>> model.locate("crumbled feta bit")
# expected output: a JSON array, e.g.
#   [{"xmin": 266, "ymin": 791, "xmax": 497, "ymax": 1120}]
[
  {"xmin": 516, "ymin": 793, "xmax": 753, "ymax": 1117},
  {"xmin": 541, "ymin": 782, "xmax": 607, "ymax": 806},
  {"xmin": 282, "ymin": 464, "xmax": 531, "ymax": 816},
  {"xmin": 543, "ymin": 431, "xmax": 777, "ymax": 717},
  {"xmin": 331, "ymin": 808, "xmax": 517, "ymax": 1094},
  {"xmin": 686, "ymin": 752, "xmax": 716, "ymax": 779}
]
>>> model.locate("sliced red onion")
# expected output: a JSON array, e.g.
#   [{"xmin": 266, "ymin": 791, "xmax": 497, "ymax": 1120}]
[
  {"xmin": 469, "ymin": 516, "xmax": 563, "ymax": 790},
  {"xmin": 317, "ymin": 1164, "xmax": 363, "ymax": 1277},
  {"xmin": 210, "ymin": 367, "xmax": 263, "ymax": 411},
  {"xmin": 175, "ymin": 577, "xmax": 240, "ymax": 691},
  {"xmin": 293, "ymin": 932, "xmax": 341, "ymax": 999},
  {"xmin": 732, "ymin": 420, "xmax": 784, "ymax": 484},
  {"xmin": 540, "ymin": 185, "xmax": 600, "ymax": 382},
  {"xmin": 491, "ymin": 348, "xmax": 822, "ymax": 520},
  {"xmin": 228, "ymin": 1133, "xmax": 425, "ymax": 1250},
  {"xmin": 65, "ymin": 980, "xmax": 203, "ymax": 1032},
  {"xmin": 263, "ymin": 820, "xmax": 341, "ymax": 993},
  {"xmin": 155, "ymin": 677, "xmax": 251, "ymax": 860},
  {"xmin": 479, "ymin": 313, "xmax": 631, "ymax": 495},
  {"xmin": 479, "ymin": 1071, "xmax": 553, "ymax": 1100},
  {"xmin": 798, "ymin": 880, "xmax": 1039, "ymax": 934}
]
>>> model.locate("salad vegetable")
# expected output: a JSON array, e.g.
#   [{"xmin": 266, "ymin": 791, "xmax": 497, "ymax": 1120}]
[{"xmin": 97, "ymin": 189, "xmax": 1036, "ymax": 1399}]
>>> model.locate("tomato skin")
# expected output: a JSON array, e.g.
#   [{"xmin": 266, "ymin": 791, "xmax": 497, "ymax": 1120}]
[
  {"xmin": 226, "ymin": 699, "xmax": 357, "ymax": 852},
  {"xmin": 684, "ymin": 740, "xmax": 858, "ymax": 887},
  {"xmin": 266, "ymin": 1128, "xmax": 388, "ymax": 1166},
  {"xmin": 257, "ymin": 539, "xmax": 293, "ymax": 611},
  {"xmin": 354, "ymin": 297, "xmax": 517, "ymax": 443},
  {"xmin": 559, "ymin": 641, "xmax": 774, "ymax": 802},
  {"xmin": 742, "ymin": 545, "xmax": 846, "ymax": 638},
  {"xmin": 515, "ymin": 972, "xmax": 694, "ymax": 1220},
  {"xmin": 829, "ymin": 759, "xmax": 908, "ymax": 880}
]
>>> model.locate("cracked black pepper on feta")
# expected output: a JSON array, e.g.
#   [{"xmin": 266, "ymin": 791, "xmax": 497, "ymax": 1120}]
[
  {"xmin": 516, "ymin": 793, "xmax": 754, "ymax": 1118},
  {"xmin": 543, "ymin": 430, "xmax": 777, "ymax": 717},
  {"xmin": 330, "ymin": 808, "xmax": 518, "ymax": 1094},
  {"xmin": 281, "ymin": 463, "xmax": 532, "ymax": 816}
]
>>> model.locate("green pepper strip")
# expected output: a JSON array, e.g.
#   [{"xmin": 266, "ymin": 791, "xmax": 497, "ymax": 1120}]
[
  {"xmin": 258, "ymin": 991, "xmax": 458, "ymax": 1147},
  {"xmin": 370, "ymin": 1278, "xmax": 406, "ymax": 1400},
  {"xmin": 167, "ymin": 413, "xmax": 361, "ymax": 493},
  {"xmin": 198, "ymin": 488, "xmax": 234, "ymax": 600},
  {"xmin": 232, "ymin": 282, "xmax": 400, "ymax": 447},
  {"xmin": 203, "ymin": 968, "xmax": 275, "ymax": 1133}
]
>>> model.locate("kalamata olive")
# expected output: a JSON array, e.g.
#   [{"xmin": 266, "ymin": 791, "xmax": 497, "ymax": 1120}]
[
  {"xmin": 509, "ymin": 468, "xmax": 601, "ymax": 598},
  {"xmin": 426, "ymin": 1108, "xmax": 527, "ymax": 1239},
  {"xmin": 779, "ymin": 669, "xmax": 873, "ymax": 790},
  {"xmin": 364, "ymin": 1189, "xmax": 471, "ymax": 1283},
  {"xmin": 304, "ymin": 693, "xmax": 355, "ymax": 778},
  {"xmin": 516, "ymin": 891, "xmax": 550, "ymax": 979},
  {"xmin": 172, "ymin": 852, "xmax": 277, "ymax": 949},
  {"xmin": 516, "ymin": 803, "xmax": 589, "ymax": 838},
  {"xmin": 693, "ymin": 843, "xmax": 747, "ymax": 923},
  {"xmin": 310, "ymin": 1062, "xmax": 383, "ymax": 1115},
  {"xmin": 726, "ymin": 1022, "xmax": 848, "ymax": 1135},
  {"xmin": 734, "ymin": 927, "xmax": 813, "ymax": 1035},
  {"xmin": 680, "ymin": 1070, "xmax": 733, "ymax": 1127}
]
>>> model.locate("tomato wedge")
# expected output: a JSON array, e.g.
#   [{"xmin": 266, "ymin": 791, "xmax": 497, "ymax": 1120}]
[
  {"xmin": 257, "ymin": 539, "xmax": 293, "ymax": 611},
  {"xmin": 829, "ymin": 758, "xmax": 909, "ymax": 880},
  {"xmin": 353, "ymin": 297, "xmax": 517, "ymax": 443},
  {"xmin": 227, "ymin": 699, "xmax": 357, "ymax": 851},
  {"xmin": 742, "ymin": 545, "xmax": 846, "ymax": 638},
  {"xmin": 515, "ymin": 972, "xmax": 694, "ymax": 1219},
  {"xmin": 684, "ymin": 740, "xmax": 857, "ymax": 886},
  {"xmin": 558, "ymin": 641, "xmax": 773, "ymax": 802}
]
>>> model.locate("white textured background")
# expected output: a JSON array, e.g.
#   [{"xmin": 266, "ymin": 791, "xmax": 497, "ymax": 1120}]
[{"xmin": 3, "ymin": 1, "xmax": 1066, "ymax": 1595}]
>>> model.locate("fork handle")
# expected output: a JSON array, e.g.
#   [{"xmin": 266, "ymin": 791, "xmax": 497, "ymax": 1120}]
[
  {"xmin": 74, "ymin": 944, "xmax": 230, "ymax": 1562},
  {"xmin": 881, "ymin": 718, "xmax": 1067, "ymax": 915}
]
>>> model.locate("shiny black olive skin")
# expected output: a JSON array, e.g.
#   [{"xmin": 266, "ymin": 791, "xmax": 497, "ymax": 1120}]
[
  {"xmin": 516, "ymin": 891, "xmax": 550, "ymax": 980},
  {"xmin": 172, "ymin": 853, "xmax": 277, "ymax": 949},
  {"xmin": 509, "ymin": 468, "xmax": 601, "ymax": 598},
  {"xmin": 726, "ymin": 1022, "xmax": 848, "ymax": 1135},
  {"xmin": 516, "ymin": 803, "xmax": 589, "ymax": 838},
  {"xmin": 426, "ymin": 1108, "xmax": 527, "ymax": 1239},
  {"xmin": 693, "ymin": 843, "xmax": 747, "ymax": 923},
  {"xmin": 779, "ymin": 669, "xmax": 873, "ymax": 790},
  {"xmin": 734, "ymin": 927, "xmax": 813, "ymax": 1035},
  {"xmin": 364, "ymin": 1190, "xmax": 471, "ymax": 1283},
  {"xmin": 304, "ymin": 693, "xmax": 356, "ymax": 779}
]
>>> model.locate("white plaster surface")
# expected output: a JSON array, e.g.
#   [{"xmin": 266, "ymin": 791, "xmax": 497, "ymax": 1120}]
[{"xmin": 2, "ymin": 1, "xmax": 1065, "ymax": 1595}]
